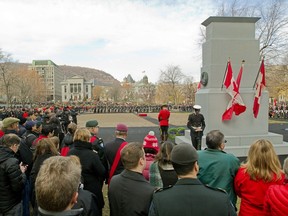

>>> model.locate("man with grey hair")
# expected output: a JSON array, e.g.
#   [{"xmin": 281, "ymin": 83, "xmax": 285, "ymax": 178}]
[{"xmin": 197, "ymin": 130, "xmax": 240, "ymax": 209}]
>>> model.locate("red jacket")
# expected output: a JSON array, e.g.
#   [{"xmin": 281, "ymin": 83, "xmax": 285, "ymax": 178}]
[
  {"xmin": 158, "ymin": 109, "xmax": 170, "ymax": 126},
  {"xmin": 263, "ymin": 183, "xmax": 288, "ymax": 216},
  {"xmin": 234, "ymin": 167, "xmax": 285, "ymax": 216}
]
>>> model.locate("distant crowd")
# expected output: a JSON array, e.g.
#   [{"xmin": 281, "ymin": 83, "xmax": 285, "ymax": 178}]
[{"xmin": 1, "ymin": 104, "xmax": 288, "ymax": 216}]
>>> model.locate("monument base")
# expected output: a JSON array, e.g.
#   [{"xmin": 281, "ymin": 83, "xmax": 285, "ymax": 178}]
[{"xmin": 175, "ymin": 130, "xmax": 288, "ymax": 157}]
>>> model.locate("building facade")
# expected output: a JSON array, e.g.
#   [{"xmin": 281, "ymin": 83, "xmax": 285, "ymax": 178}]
[
  {"xmin": 60, "ymin": 75, "xmax": 93, "ymax": 102},
  {"xmin": 29, "ymin": 60, "xmax": 62, "ymax": 102}
]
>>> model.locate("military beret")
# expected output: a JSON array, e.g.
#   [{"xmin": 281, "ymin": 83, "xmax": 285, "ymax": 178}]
[
  {"xmin": 116, "ymin": 123, "xmax": 128, "ymax": 132},
  {"xmin": 86, "ymin": 120, "xmax": 99, "ymax": 127},
  {"xmin": 2, "ymin": 117, "xmax": 20, "ymax": 128},
  {"xmin": 171, "ymin": 143, "xmax": 198, "ymax": 165}
]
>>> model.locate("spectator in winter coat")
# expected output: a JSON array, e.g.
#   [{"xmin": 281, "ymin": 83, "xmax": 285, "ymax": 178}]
[
  {"xmin": 143, "ymin": 131, "xmax": 159, "ymax": 181},
  {"xmin": 68, "ymin": 128, "xmax": 106, "ymax": 215},
  {"xmin": 143, "ymin": 131, "xmax": 159, "ymax": 153},
  {"xmin": 30, "ymin": 138, "xmax": 59, "ymax": 215},
  {"xmin": 263, "ymin": 157, "xmax": 288, "ymax": 216},
  {"xmin": 0, "ymin": 134, "xmax": 27, "ymax": 215},
  {"xmin": 22, "ymin": 120, "xmax": 38, "ymax": 149},
  {"xmin": 234, "ymin": 139, "xmax": 285, "ymax": 216},
  {"xmin": 35, "ymin": 156, "xmax": 83, "ymax": 216},
  {"xmin": 149, "ymin": 141, "xmax": 177, "ymax": 189},
  {"xmin": 109, "ymin": 142, "xmax": 155, "ymax": 216},
  {"xmin": 61, "ymin": 122, "xmax": 77, "ymax": 150},
  {"xmin": 197, "ymin": 130, "xmax": 240, "ymax": 208}
]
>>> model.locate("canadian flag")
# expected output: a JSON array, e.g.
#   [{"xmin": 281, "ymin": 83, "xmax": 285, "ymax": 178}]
[
  {"xmin": 197, "ymin": 82, "xmax": 202, "ymax": 91},
  {"xmin": 222, "ymin": 61, "xmax": 246, "ymax": 121},
  {"xmin": 253, "ymin": 59, "xmax": 266, "ymax": 118}
]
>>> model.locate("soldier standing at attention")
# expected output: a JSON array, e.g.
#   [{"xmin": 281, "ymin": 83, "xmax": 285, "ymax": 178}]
[
  {"xmin": 187, "ymin": 105, "xmax": 205, "ymax": 150},
  {"xmin": 158, "ymin": 105, "xmax": 170, "ymax": 143}
]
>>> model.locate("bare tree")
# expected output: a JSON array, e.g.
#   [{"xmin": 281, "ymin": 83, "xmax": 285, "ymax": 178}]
[
  {"xmin": 158, "ymin": 65, "xmax": 185, "ymax": 104},
  {"xmin": 214, "ymin": 0, "xmax": 288, "ymax": 63},
  {"xmin": 182, "ymin": 76, "xmax": 197, "ymax": 104},
  {"xmin": 92, "ymin": 86, "xmax": 104, "ymax": 101},
  {"xmin": 137, "ymin": 83, "xmax": 156, "ymax": 104},
  {"xmin": 13, "ymin": 66, "xmax": 46, "ymax": 106},
  {"xmin": 0, "ymin": 49, "xmax": 17, "ymax": 107},
  {"xmin": 266, "ymin": 65, "xmax": 288, "ymax": 99}
]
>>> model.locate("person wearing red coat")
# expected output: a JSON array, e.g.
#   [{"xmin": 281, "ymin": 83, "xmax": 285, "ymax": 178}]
[
  {"xmin": 263, "ymin": 157, "xmax": 288, "ymax": 216},
  {"xmin": 234, "ymin": 139, "xmax": 285, "ymax": 216},
  {"xmin": 158, "ymin": 105, "xmax": 170, "ymax": 142}
]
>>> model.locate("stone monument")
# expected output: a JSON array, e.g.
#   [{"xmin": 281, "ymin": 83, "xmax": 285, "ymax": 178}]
[{"xmin": 175, "ymin": 16, "xmax": 288, "ymax": 157}]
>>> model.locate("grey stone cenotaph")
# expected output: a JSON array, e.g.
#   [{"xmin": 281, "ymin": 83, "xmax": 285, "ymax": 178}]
[{"xmin": 175, "ymin": 16, "xmax": 288, "ymax": 157}]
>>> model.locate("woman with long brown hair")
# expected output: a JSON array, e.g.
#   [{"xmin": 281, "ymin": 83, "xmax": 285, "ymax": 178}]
[
  {"xmin": 30, "ymin": 138, "xmax": 59, "ymax": 215},
  {"xmin": 234, "ymin": 139, "xmax": 285, "ymax": 216},
  {"xmin": 149, "ymin": 141, "xmax": 178, "ymax": 189}
]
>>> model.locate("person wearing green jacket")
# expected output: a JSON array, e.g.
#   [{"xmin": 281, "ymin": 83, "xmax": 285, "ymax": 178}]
[{"xmin": 197, "ymin": 130, "xmax": 240, "ymax": 209}]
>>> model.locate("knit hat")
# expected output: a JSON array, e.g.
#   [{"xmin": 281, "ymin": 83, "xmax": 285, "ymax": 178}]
[{"xmin": 143, "ymin": 131, "xmax": 159, "ymax": 153}]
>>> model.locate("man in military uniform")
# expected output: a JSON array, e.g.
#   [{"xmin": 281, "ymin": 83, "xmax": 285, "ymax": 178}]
[
  {"xmin": 148, "ymin": 143, "xmax": 236, "ymax": 216},
  {"xmin": 187, "ymin": 105, "xmax": 205, "ymax": 150}
]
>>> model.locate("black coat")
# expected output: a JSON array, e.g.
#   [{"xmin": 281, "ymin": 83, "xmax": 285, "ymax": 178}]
[
  {"xmin": 0, "ymin": 146, "xmax": 26, "ymax": 213},
  {"xmin": 68, "ymin": 140, "xmax": 106, "ymax": 209},
  {"xmin": 104, "ymin": 137, "xmax": 126, "ymax": 176},
  {"xmin": 149, "ymin": 178, "xmax": 236, "ymax": 216},
  {"xmin": 109, "ymin": 169, "xmax": 155, "ymax": 216},
  {"xmin": 73, "ymin": 188, "xmax": 101, "ymax": 216}
]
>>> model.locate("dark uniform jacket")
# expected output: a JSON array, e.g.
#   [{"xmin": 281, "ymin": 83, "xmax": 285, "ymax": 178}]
[
  {"xmin": 109, "ymin": 169, "xmax": 155, "ymax": 216},
  {"xmin": 0, "ymin": 146, "xmax": 26, "ymax": 213},
  {"xmin": 104, "ymin": 137, "xmax": 126, "ymax": 176},
  {"xmin": 68, "ymin": 140, "xmax": 106, "ymax": 209},
  {"xmin": 149, "ymin": 178, "xmax": 236, "ymax": 216},
  {"xmin": 187, "ymin": 113, "xmax": 206, "ymax": 137}
]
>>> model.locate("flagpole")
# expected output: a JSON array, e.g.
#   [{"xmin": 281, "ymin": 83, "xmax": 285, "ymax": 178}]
[
  {"xmin": 253, "ymin": 57, "xmax": 264, "ymax": 89},
  {"xmin": 221, "ymin": 58, "xmax": 230, "ymax": 90}
]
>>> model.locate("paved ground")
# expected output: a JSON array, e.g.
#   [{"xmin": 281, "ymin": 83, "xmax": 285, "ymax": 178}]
[
  {"xmin": 77, "ymin": 112, "xmax": 187, "ymax": 144},
  {"xmin": 77, "ymin": 113, "xmax": 288, "ymax": 163},
  {"xmin": 77, "ymin": 113, "xmax": 288, "ymax": 216}
]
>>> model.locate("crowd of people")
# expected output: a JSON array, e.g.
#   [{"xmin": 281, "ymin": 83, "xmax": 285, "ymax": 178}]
[{"xmin": 1, "ymin": 104, "xmax": 288, "ymax": 216}]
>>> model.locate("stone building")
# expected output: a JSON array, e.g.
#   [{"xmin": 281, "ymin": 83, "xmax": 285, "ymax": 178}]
[{"xmin": 60, "ymin": 75, "xmax": 93, "ymax": 102}]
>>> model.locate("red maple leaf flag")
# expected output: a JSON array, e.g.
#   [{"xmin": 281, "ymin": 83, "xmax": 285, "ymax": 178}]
[
  {"xmin": 197, "ymin": 82, "xmax": 202, "ymax": 91},
  {"xmin": 253, "ymin": 59, "xmax": 266, "ymax": 118},
  {"xmin": 222, "ymin": 61, "xmax": 246, "ymax": 121}
]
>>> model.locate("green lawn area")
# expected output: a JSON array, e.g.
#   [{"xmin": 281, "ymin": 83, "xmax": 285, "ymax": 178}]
[{"xmin": 269, "ymin": 118, "xmax": 288, "ymax": 124}]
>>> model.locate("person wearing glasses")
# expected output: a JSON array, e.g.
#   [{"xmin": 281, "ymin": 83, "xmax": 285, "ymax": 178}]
[{"xmin": 197, "ymin": 130, "xmax": 240, "ymax": 210}]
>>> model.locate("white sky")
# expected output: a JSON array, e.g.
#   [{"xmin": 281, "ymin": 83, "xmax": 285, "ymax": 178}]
[{"xmin": 0, "ymin": 0, "xmax": 219, "ymax": 83}]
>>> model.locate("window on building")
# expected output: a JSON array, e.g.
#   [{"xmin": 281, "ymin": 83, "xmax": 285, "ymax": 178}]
[
  {"xmin": 78, "ymin": 84, "xmax": 81, "ymax": 93},
  {"xmin": 86, "ymin": 85, "xmax": 88, "ymax": 92},
  {"xmin": 74, "ymin": 84, "xmax": 77, "ymax": 93},
  {"xmin": 70, "ymin": 84, "xmax": 73, "ymax": 93},
  {"xmin": 64, "ymin": 86, "xmax": 67, "ymax": 93}
]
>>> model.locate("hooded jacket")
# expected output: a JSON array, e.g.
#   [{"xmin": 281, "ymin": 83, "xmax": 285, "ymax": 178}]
[{"xmin": 0, "ymin": 145, "xmax": 26, "ymax": 213}]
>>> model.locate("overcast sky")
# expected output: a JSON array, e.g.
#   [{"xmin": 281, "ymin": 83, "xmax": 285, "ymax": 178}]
[{"xmin": 0, "ymin": 0, "xmax": 221, "ymax": 83}]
